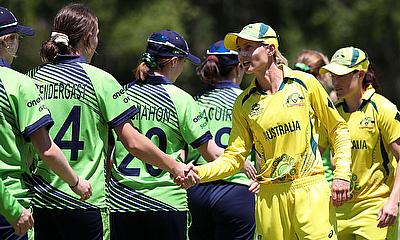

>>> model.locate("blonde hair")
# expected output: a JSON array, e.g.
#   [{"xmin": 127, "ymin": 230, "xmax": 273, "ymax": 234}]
[{"xmin": 275, "ymin": 49, "xmax": 288, "ymax": 66}]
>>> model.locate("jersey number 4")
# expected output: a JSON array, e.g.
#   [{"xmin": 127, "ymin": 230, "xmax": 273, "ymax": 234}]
[
  {"xmin": 118, "ymin": 127, "xmax": 166, "ymax": 177},
  {"xmin": 54, "ymin": 106, "xmax": 84, "ymax": 161}
]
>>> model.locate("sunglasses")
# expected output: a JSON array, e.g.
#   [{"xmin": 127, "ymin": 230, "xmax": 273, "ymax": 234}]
[{"xmin": 148, "ymin": 32, "xmax": 188, "ymax": 56}]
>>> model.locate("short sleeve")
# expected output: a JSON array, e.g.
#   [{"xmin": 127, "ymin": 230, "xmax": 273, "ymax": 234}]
[
  {"xmin": 174, "ymin": 91, "xmax": 211, "ymax": 148},
  {"xmin": 82, "ymin": 65, "xmax": 138, "ymax": 129},
  {"xmin": 11, "ymin": 75, "xmax": 53, "ymax": 140}
]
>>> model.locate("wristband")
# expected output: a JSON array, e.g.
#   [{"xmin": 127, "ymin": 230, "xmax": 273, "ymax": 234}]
[{"xmin": 69, "ymin": 176, "xmax": 79, "ymax": 189}]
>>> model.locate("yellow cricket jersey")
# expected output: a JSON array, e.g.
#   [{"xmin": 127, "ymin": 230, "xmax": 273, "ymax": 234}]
[
  {"xmin": 334, "ymin": 86, "xmax": 400, "ymax": 201},
  {"xmin": 198, "ymin": 65, "xmax": 352, "ymax": 184}
]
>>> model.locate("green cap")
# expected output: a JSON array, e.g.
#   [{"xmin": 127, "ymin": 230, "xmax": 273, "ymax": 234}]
[
  {"xmin": 224, "ymin": 23, "xmax": 279, "ymax": 51},
  {"xmin": 320, "ymin": 47, "xmax": 369, "ymax": 75}
]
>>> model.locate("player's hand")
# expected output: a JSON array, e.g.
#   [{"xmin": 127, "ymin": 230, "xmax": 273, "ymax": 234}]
[
  {"xmin": 71, "ymin": 177, "xmax": 92, "ymax": 201},
  {"xmin": 242, "ymin": 160, "xmax": 257, "ymax": 180},
  {"xmin": 171, "ymin": 162, "xmax": 193, "ymax": 179},
  {"xmin": 248, "ymin": 180, "xmax": 260, "ymax": 194},
  {"xmin": 11, "ymin": 207, "xmax": 34, "ymax": 236},
  {"xmin": 331, "ymin": 179, "xmax": 350, "ymax": 207},
  {"xmin": 174, "ymin": 163, "xmax": 200, "ymax": 189},
  {"xmin": 377, "ymin": 199, "xmax": 398, "ymax": 228}
]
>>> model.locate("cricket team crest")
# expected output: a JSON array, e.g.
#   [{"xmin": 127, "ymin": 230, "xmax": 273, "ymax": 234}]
[
  {"xmin": 359, "ymin": 116, "xmax": 375, "ymax": 129},
  {"xmin": 285, "ymin": 92, "xmax": 305, "ymax": 107}
]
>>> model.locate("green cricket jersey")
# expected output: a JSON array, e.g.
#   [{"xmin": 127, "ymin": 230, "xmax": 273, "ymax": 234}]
[
  {"xmin": 0, "ymin": 59, "xmax": 53, "ymax": 208},
  {"xmin": 186, "ymin": 81, "xmax": 251, "ymax": 185},
  {"xmin": 27, "ymin": 55, "xmax": 137, "ymax": 209},
  {"xmin": 109, "ymin": 75, "xmax": 211, "ymax": 212},
  {"xmin": 0, "ymin": 178, "xmax": 23, "ymax": 224}
]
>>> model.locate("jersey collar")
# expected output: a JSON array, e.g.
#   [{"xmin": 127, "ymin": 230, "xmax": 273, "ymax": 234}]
[
  {"xmin": 0, "ymin": 58, "xmax": 12, "ymax": 68},
  {"xmin": 213, "ymin": 80, "xmax": 240, "ymax": 89},
  {"xmin": 53, "ymin": 55, "xmax": 88, "ymax": 64},
  {"xmin": 144, "ymin": 75, "xmax": 173, "ymax": 85},
  {"xmin": 336, "ymin": 85, "xmax": 376, "ymax": 112},
  {"xmin": 252, "ymin": 64, "xmax": 293, "ymax": 94}
]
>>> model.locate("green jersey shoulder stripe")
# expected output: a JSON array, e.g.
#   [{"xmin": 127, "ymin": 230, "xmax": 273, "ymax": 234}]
[
  {"xmin": 28, "ymin": 55, "xmax": 138, "ymax": 209},
  {"xmin": 109, "ymin": 75, "xmax": 211, "ymax": 212},
  {"xmin": 29, "ymin": 63, "xmax": 102, "ymax": 118},
  {"xmin": 127, "ymin": 82, "xmax": 180, "ymax": 132}
]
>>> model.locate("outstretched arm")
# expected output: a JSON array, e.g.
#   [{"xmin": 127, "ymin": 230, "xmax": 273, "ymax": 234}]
[{"xmin": 114, "ymin": 120, "xmax": 196, "ymax": 181}]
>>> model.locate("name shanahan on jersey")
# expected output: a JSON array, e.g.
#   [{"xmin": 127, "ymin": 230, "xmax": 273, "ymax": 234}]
[
  {"xmin": 28, "ymin": 55, "xmax": 137, "ymax": 210},
  {"xmin": 0, "ymin": 62, "xmax": 53, "ymax": 208},
  {"xmin": 186, "ymin": 81, "xmax": 251, "ymax": 185},
  {"xmin": 198, "ymin": 65, "xmax": 352, "ymax": 184},
  {"xmin": 333, "ymin": 86, "xmax": 400, "ymax": 200},
  {"xmin": 109, "ymin": 75, "xmax": 211, "ymax": 212}
]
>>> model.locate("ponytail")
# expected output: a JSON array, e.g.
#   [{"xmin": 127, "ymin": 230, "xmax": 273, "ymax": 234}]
[
  {"xmin": 363, "ymin": 63, "xmax": 381, "ymax": 93},
  {"xmin": 133, "ymin": 52, "xmax": 175, "ymax": 81},
  {"xmin": 197, "ymin": 55, "xmax": 237, "ymax": 85}
]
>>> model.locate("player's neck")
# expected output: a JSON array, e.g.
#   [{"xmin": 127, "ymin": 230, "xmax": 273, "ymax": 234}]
[
  {"xmin": 256, "ymin": 63, "xmax": 283, "ymax": 94},
  {"xmin": 343, "ymin": 90, "xmax": 364, "ymax": 112}
]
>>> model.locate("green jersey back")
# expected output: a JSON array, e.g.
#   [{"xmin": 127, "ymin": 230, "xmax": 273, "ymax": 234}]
[
  {"xmin": 109, "ymin": 75, "xmax": 211, "ymax": 212},
  {"xmin": 28, "ymin": 55, "xmax": 137, "ymax": 209},
  {"xmin": 0, "ymin": 61, "xmax": 53, "ymax": 208},
  {"xmin": 187, "ymin": 81, "xmax": 251, "ymax": 185}
]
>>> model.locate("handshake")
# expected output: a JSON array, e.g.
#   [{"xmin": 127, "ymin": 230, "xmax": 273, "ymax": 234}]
[{"xmin": 171, "ymin": 162, "xmax": 200, "ymax": 189}]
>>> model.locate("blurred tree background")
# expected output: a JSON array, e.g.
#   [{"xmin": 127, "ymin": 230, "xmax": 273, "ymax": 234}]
[{"xmin": 3, "ymin": 0, "xmax": 400, "ymax": 105}]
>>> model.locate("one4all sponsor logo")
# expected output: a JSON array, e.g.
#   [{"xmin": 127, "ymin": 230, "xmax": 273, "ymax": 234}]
[
  {"xmin": 285, "ymin": 92, "xmax": 305, "ymax": 107},
  {"xmin": 113, "ymin": 87, "xmax": 130, "ymax": 103},
  {"xmin": 26, "ymin": 97, "xmax": 48, "ymax": 112}
]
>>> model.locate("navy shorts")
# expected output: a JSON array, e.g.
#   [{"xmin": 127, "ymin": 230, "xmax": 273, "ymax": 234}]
[
  {"xmin": 0, "ymin": 214, "xmax": 28, "ymax": 240},
  {"xmin": 187, "ymin": 181, "xmax": 255, "ymax": 240},
  {"xmin": 110, "ymin": 211, "xmax": 187, "ymax": 240},
  {"xmin": 33, "ymin": 207, "xmax": 103, "ymax": 240}
]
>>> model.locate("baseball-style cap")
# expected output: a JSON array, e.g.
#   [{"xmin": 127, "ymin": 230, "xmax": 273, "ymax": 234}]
[
  {"xmin": 0, "ymin": 6, "xmax": 34, "ymax": 37},
  {"xmin": 206, "ymin": 40, "xmax": 239, "ymax": 66},
  {"xmin": 146, "ymin": 29, "xmax": 200, "ymax": 65},
  {"xmin": 224, "ymin": 23, "xmax": 279, "ymax": 51},
  {"xmin": 320, "ymin": 47, "xmax": 369, "ymax": 76}
]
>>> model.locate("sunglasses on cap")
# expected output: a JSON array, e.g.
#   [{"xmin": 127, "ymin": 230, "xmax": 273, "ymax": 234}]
[{"xmin": 147, "ymin": 32, "xmax": 188, "ymax": 56}]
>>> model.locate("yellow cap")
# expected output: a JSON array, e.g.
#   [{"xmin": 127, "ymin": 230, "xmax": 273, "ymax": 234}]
[
  {"xmin": 224, "ymin": 23, "xmax": 279, "ymax": 51},
  {"xmin": 320, "ymin": 47, "xmax": 369, "ymax": 75}
]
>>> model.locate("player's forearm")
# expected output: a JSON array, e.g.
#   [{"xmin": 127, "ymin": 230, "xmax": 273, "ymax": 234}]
[
  {"xmin": 331, "ymin": 122, "xmax": 352, "ymax": 181},
  {"xmin": 198, "ymin": 147, "xmax": 245, "ymax": 182},
  {"xmin": 388, "ymin": 139, "xmax": 400, "ymax": 204},
  {"xmin": 31, "ymin": 128, "xmax": 77, "ymax": 186},
  {"xmin": 198, "ymin": 140, "xmax": 224, "ymax": 162}
]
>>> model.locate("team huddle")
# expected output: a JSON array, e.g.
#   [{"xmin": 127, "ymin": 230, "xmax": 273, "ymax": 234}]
[{"xmin": 0, "ymin": 3, "xmax": 399, "ymax": 240}]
